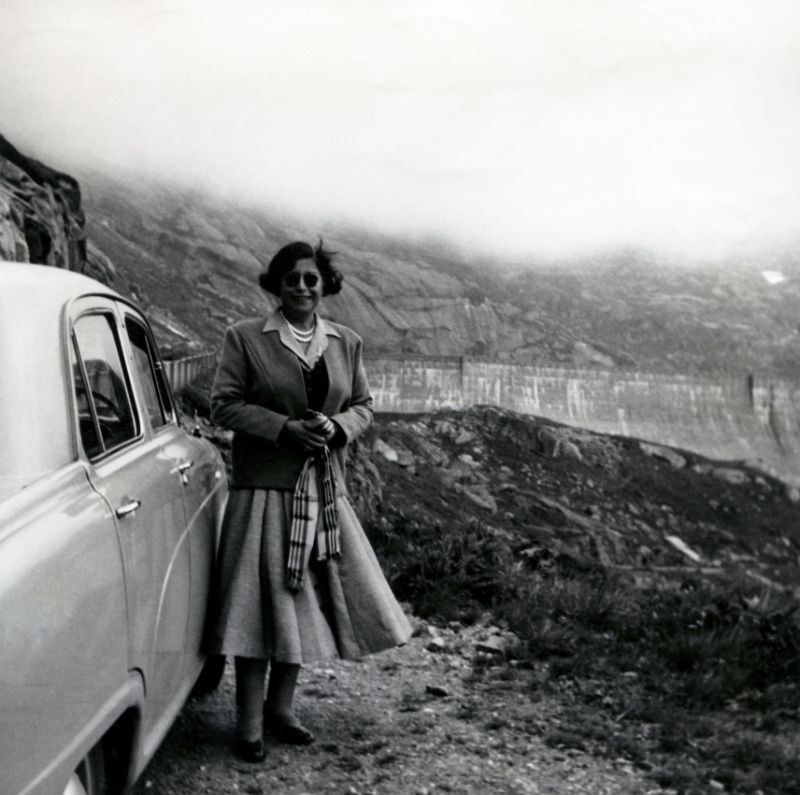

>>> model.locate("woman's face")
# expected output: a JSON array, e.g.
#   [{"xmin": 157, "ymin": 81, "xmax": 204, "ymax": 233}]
[{"xmin": 280, "ymin": 257, "xmax": 323, "ymax": 323}]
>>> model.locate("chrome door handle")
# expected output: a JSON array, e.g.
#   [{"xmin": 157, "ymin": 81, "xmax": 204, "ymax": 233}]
[
  {"xmin": 116, "ymin": 499, "xmax": 141, "ymax": 518},
  {"xmin": 173, "ymin": 459, "xmax": 195, "ymax": 485}
]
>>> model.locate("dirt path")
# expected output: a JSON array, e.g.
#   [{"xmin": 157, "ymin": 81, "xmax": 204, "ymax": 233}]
[{"xmin": 133, "ymin": 619, "xmax": 668, "ymax": 795}]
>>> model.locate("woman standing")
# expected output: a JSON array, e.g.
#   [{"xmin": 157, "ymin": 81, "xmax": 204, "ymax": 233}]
[{"xmin": 207, "ymin": 240, "xmax": 411, "ymax": 762}]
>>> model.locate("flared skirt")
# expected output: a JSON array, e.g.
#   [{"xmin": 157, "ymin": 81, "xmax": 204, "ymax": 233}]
[{"xmin": 206, "ymin": 488, "xmax": 412, "ymax": 663}]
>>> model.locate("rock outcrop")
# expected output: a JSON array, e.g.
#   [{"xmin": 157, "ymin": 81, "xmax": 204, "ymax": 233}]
[
  {"xmin": 0, "ymin": 134, "xmax": 114, "ymax": 285},
  {"xmin": 0, "ymin": 135, "xmax": 86, "ymax": 268},
  {"xmin": 355, "ymin": 405, "xmax": 799, "ymax": 594}
]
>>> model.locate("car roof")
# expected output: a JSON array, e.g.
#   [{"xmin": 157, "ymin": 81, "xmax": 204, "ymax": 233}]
[
  {"xmin": 0, "ymin": 262, "xmax": 121, "ymax": 500},
  {"xmin": 0, "ymin": 261, "xmax": 119, "ymax": 305}
]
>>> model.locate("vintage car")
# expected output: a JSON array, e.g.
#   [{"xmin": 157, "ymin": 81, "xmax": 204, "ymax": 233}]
[{"xmin": 0, "ymin": 262, "xmax": 228, "ymax": 795}]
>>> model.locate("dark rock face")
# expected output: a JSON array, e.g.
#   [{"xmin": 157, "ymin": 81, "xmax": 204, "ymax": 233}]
[
  {"xmin": 0, "ymin": 134, "xmax": 114, "ymax": 285},
  {"xmin": 0, "ymin": 135, "xmax": 85, "ymax": 269}
]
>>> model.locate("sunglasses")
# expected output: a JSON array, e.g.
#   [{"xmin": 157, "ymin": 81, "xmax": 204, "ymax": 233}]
[{"xmin": 283, "ymin": 272, "xmax": 320, "ymax": 288}]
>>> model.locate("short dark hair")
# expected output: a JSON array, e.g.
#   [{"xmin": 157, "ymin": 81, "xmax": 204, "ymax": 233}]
[{"xmin": 259, "ymin": 240, "xmax": 343, "ymax": 297}]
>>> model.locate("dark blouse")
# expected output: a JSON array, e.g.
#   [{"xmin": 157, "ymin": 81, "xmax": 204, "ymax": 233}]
[{"xmin": 302, "ymin": 358, "xmax": 330, "ymax": 412}]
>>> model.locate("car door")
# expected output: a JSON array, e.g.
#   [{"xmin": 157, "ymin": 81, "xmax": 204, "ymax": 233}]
[
  {"xmin": 70, "ymin": 298, "xmax": 192, "ymax": 750},
  {"xmin": 121, "ymin": 311, "xmax": 224, "ymax": 682}
]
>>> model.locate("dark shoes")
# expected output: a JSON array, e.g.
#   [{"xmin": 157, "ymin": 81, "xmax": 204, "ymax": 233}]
[
  {"xmin": 234, "ymin": 736, "xmax": 267, "ymax": 763},
  {"xmin": 263, "ymin": 710, "xmax": 315, "ymax": 745},
  {"xmin": 234, "ymin": 714, "xmax": 313, "ymax": 759}
]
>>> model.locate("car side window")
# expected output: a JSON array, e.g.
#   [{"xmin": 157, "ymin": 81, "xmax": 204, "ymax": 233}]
[
  {"xmin": 70, "ymin": 341, "xmax": 104, "ymax": 459},
  {"xmin": 125, "ymin": 316, "xmax": 173, "ymax": 430},
  {"xmin": 72, "ymin": 313, "xmax": 138, "ymax": 456}
]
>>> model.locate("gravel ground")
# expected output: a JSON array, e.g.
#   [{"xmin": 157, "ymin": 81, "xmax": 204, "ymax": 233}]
[{"xmin": 133, "ymin": 620, "xmax": 670, "ymax": 795}]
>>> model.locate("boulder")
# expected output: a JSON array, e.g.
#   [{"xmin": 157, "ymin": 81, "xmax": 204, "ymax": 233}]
[{"xmin": 639, "ymin": 442, "xmax": 687, "ymax": 469}]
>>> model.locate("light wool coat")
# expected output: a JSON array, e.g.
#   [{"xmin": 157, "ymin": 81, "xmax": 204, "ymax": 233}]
[{"xmin": 210, "ymin": 310, "xmax": 373, "ymax": 490}]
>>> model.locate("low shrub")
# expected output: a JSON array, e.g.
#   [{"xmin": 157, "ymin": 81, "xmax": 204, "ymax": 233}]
[
  {"xmin": 370, "ymin": 515, "xmax": 521, "ymax": 620},
  {"xmin": 374, "ymin": 508, "xmax": 800, "ymax": 708}
]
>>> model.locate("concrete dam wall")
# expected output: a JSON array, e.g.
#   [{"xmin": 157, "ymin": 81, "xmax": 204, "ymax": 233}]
[{"xmin": 365, "ymin": 356, "xmax": 800, "ymax": 484}]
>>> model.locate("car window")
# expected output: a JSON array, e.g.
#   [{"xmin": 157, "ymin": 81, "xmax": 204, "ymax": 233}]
[
  {"xmin": 72, "ymin": 313, "xmax": 138, "ymax": 456},
  {"xmin": 125, "ymin": 316, "xmax": 173, "ymax": 430},
  {"xmin": 70, "ymin": 340, "xmax": 104, "ymax": 459}
]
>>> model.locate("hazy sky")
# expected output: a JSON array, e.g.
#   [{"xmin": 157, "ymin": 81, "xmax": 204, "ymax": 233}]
[{"xmin": 2, "ymin": 0, "xmax": 799, "ymax": 261}]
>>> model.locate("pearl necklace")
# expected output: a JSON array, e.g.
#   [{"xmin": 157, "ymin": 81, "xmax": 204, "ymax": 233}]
[{"xmin": 286, "ymin": 318, "xmax": 314, "ymax": 344}]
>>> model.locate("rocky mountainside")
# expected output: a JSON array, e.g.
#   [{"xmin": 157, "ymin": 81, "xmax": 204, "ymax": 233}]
[
  {"xmin": 348, "ymin": 407, "xmax": 799, "ymax": 591},
  {"xmin": 502, "ymin": 253, "xmax": 800, "ymax": 375},
  {"xmin": 78, "ymin": 171, "xmax": 519, "ymax": 360},
  {"xmin": 78, "ymin": 169, "xmax": 800, "ymax": 374}
]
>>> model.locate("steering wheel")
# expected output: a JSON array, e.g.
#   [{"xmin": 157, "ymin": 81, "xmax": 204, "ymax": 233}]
[{"xmin": 91, "ymin": 390, "xmax": 119, "ymax": 416}]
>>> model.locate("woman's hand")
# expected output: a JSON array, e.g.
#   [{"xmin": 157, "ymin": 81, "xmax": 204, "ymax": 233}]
[
  {"xmin": 283, "ymin": 412, "xmax": 336, "ymax": 452},
  {"xmin": 303, "ymin": 411, "xmax": 336, "ymax": 439}
]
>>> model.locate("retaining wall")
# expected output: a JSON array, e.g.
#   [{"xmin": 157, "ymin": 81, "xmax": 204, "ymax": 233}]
[
  {"xmin": 162, "ymin": 351, "xmax": 800, "ymax": 483},
  {"xmin": 163, "ymin": 352, "xmax": 217, "ymax": 394},
  {"xmin": 366, "ymin": 356, "xmax": 800, "ymax": 484}
]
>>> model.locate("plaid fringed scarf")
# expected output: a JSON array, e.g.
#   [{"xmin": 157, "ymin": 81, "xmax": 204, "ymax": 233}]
[{"xmin": 286, "ymin": 446, "xmax": 341, "ymax": 592}]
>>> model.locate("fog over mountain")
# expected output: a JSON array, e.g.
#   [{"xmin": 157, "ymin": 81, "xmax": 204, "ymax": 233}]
[{"xmin": 1, "ymin": 122, "xmax": 796, "ymax": 378}]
